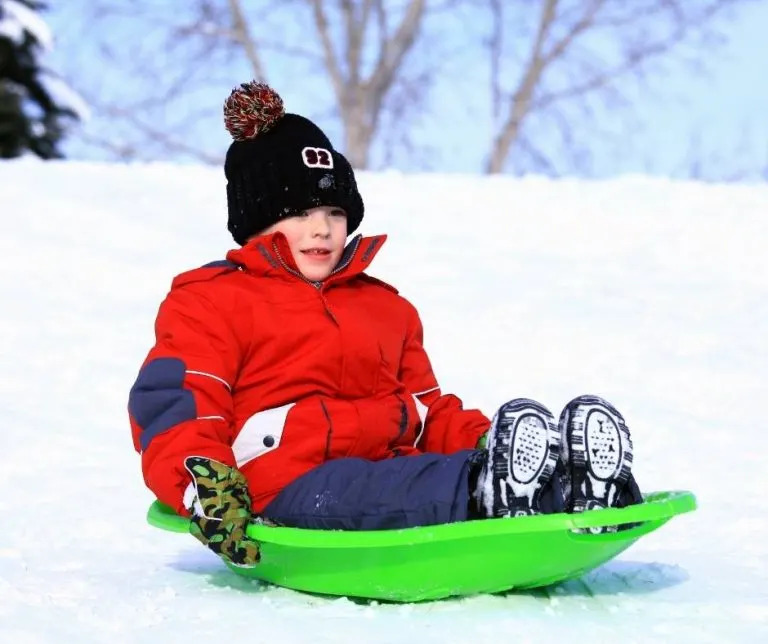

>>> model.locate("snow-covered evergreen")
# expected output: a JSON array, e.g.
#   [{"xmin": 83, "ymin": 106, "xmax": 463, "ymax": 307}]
[{"xmin": 0, "ymin": 0, "xmax": 85, "ymax": 158}]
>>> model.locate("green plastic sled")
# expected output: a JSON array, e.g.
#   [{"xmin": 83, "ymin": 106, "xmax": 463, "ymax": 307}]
[{"xmin": 147, "ymin": 490, "xmax": 696, "ymax": 602}]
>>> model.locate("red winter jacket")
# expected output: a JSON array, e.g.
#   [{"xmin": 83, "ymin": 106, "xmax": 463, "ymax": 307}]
[{"xmin": 129, "ymin": 232, "xmax": 490, "ymax": 516}]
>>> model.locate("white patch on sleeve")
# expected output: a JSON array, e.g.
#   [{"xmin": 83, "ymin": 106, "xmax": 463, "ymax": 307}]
[{"xmin": 232, "ymin": 403, "xmax": 294, "ymax": 467}]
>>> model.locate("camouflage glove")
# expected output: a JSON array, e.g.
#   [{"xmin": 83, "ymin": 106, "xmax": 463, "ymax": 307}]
[{"xmin": 183, "ymin": 456, "xmax": 261, "ymax": 567}]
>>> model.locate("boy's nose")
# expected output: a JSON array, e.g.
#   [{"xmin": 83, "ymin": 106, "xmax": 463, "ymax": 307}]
[{"xmin": 311, "ymin": 215, "xmax": 331, "ymax": 237}]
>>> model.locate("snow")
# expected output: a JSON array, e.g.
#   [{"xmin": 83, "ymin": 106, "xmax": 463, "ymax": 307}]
[
  {"xmin": 1, "ymin": 158, "xmax": 767, "ymax": 642},
  {"xmin": 0, "ymin": 0, "xmax": 53, "ymax": 50}
]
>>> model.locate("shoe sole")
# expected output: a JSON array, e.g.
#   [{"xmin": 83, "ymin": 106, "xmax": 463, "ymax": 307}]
[
  {"xmin": 561, "ymin": 395, "xmax": 633, "ymax": 520},
  {"xmin": 486, "ymin": 398, "xmax": 560, "ymax": 517}
]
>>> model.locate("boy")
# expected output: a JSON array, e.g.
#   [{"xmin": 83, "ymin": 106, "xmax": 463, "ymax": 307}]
[{"xmin": 129, "ymin": 82, "xmax": 642, "ymax": 568}]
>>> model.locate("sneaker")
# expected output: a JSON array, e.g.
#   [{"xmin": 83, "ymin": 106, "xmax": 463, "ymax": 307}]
[
  {"xmin": 558, "ymin": 395, "xmax": 637, "ymax": 523},
  {"xmin": 477, "ymin": 398, "xmax": 563, "ymax": 518}
]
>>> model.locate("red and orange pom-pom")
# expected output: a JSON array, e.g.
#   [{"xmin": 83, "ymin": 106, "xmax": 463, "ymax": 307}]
[{"xmin": 223, "ymin": 81, "xmax": 285, "ymax": 141}]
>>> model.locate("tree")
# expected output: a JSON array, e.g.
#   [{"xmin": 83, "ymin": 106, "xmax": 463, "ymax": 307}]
[
  {"xmin": 50, "ymin": 0, "xmax": 757, "ymax": 177},
  {"xmin": 483, "ymin": 0, "xmax": 755, "ymax": 174},
  {"xmin": 307, "ymin": 0, "xmax": 427, "ymax": 168},
  {"xmin": 53, "ymin": 0, "xmax": 434, "ymax": 169},
  {"xmin": 0, "ymin": 0, "xmax": 81, "ymax": 159}
]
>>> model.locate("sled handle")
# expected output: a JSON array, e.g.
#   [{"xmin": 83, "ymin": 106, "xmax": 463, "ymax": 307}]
[
  {"xmin": 559, "ymin": 490, "xmax": 696, "ymax": 534},
  {"xmin": 565, "ymin": 518, "xmax": 670, "ymax": 542}
]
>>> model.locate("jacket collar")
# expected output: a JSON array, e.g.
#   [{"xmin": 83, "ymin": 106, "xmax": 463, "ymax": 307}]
[{"xmin": 226, "ymin": 232, "xmax": 388, "ymax": 286}]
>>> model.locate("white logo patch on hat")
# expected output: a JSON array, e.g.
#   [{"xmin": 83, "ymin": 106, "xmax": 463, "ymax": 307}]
[{"xmin": 302, "ymin": 147, "xmax": 334, "ymax": 169}]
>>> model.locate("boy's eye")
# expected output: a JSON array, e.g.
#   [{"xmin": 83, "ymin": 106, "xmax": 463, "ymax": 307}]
[{"xmin": 293, "ymin": 209, "xmax": 346, "ymax": 218}]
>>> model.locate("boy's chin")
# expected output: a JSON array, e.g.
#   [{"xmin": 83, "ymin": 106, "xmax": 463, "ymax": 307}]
[{"xmin": 298, "ymin": 266, "xmax": 333, "ymax": 282}]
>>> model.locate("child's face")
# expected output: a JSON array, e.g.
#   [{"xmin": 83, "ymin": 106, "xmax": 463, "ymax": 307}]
[{"xmin": 264, "ymin": 206, "xmax": 348, "ymax": 281}]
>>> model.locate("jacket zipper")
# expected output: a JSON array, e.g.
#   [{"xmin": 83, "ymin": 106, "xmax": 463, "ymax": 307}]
[
  {"xmin": 272, "ymin": 241, "xmax": 322, "ymax": 289},
  {"xmin": 328, "ymin": 236, "xmax": 361, "ymax": 278},
  {"xmin": 271, "ymin": 236, "xmax": 361, "ymax": 286},
  {"xmin": 272, "ymin": 238, "xmax": 362, "ymax": 323}
]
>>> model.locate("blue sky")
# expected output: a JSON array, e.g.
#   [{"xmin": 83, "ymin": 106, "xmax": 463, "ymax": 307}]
[{"xmin": 43, "ymin": 1, "xmax": 768, "ymax": 180}]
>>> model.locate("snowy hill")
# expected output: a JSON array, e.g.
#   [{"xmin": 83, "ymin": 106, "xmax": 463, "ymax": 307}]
[{"xmin": 1, "ymin": 158, "xmax": 767, "ymax": 643}]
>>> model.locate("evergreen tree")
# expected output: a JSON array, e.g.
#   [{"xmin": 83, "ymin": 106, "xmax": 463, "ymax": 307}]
[{"xmin": 0, "ymin": 0, "xmax": 79, "ymax": 159}]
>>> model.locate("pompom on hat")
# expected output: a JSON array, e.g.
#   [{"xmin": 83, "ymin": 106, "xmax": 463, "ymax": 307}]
[{"xmin": 222, "ymin": 81, "xmax": 364, "ymax": 245}]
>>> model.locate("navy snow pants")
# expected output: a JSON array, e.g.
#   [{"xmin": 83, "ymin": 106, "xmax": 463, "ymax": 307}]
[{"xmin": 262, "ymin": 450, "xmax": 478, "ymax": 531}]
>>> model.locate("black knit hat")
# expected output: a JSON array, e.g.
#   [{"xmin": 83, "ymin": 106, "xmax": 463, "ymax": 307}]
[{"xmin": 222, "ymin": 81, "xmax": 364, "ymax": 245}]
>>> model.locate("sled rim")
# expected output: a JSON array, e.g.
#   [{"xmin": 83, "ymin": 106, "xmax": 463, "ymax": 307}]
[{"xmin": 147, "ymin": 489, "xmax": 696, "ymax": 548}]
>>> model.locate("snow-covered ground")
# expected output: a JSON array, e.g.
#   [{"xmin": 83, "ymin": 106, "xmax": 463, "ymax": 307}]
[{"xmin": 1, "ymin": 159, "xmax": 766, "ymax": 643}]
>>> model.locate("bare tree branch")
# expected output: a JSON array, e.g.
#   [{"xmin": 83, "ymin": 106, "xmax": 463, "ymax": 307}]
[
  {"xmin": 102, "ymin": 105, "xmax": 225, "ymax": 164},
  {"xmin": 367, "ymin": 0, "xmax": 426, "ymax": 99},
  {"xmin": 308, "ymin": 0, "xmax": 345, "ymax": 101},
  {"xmin": 305, "ymin": 0, "xmax": 427, "ymax": 168},
  {"xmin": 484, "ymin": 0, "xmax": 751, "ymax": 174},
  {"xmin": 488, "ymin": 0, "xmax": 503, "ymax": 122},
  {"xmin": 486, "ymin": 0, "xmax": 606, "ymax": 173},
  {"xmin": 227, "ymin": 0, "xmax": 267, "ymax": 81}
]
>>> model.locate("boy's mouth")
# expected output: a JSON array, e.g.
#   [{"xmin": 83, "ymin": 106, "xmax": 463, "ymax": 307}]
[{"xmin": 301, "ymin": 248, "xmax": 331, "ymax": 256}]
